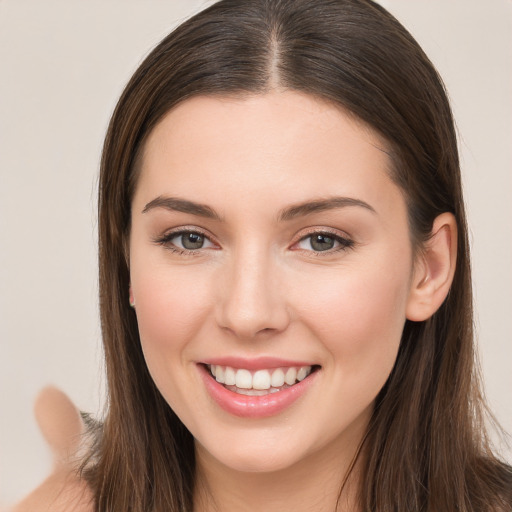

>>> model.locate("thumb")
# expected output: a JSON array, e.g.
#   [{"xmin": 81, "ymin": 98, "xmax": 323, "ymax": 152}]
[
  {"xmin": 34, "ymin": 386, "xmax": 85, "ymax": 467},
  {"xmin": 10, "ymin": 388, "xmax": 92, "ymax": 512}
]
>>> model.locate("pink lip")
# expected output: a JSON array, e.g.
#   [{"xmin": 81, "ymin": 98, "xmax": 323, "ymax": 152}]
[
  {"xmin": 201, "ymin": 356, "xmax": 314, "ymax": 371},
  {"xmin": 198, "ymin": 363, "xmax": 319, "ymax": 418}
]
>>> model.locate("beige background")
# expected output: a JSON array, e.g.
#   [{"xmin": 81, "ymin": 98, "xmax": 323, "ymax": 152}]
[{"xmin": 1, "ymin": 0, "xmax": 511, "ymax": 506}]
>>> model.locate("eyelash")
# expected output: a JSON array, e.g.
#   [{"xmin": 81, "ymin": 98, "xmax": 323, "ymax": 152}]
[
  {"xmin": 292, "ymin": 228, "xmax": 355, "ymax": 256},
  {"xmin": 153, "ymin": 228, "xmax": 355, "ymax": 256},
  {"xmin": 153, "ymin": 228, "xmax": 216, "ymax": 256}
]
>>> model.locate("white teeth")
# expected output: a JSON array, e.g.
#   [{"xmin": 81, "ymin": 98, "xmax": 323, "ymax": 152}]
[
  {"xmin": 297, "ymin": 366, "xmax": 309, "ymax": 381},
  {"xmin": 285, "ymin": 367, "xmax": 297, "ymax": 385},
  {"xmin": 235, "ymin": 369, "xmax": 252, "ymax": 389},
  {"xmin": 253, "ymin": 370, "xmax": 271, "ymax": 390},
  {"xmin": 208, "ymin": 364, "xmax": 313, "ymax": 392},
  {"xmin": 224, "ymin": 366, "xmax": 236, "ymax": 386},
  {"xmin": 215, "ymin": 366, "xmax": 225, "ymax": 383},
  {"xmin": 271, "ymin": 368, "xmax": 285, "ymax": 388}
]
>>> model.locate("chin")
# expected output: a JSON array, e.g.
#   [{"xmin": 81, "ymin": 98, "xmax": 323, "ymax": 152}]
[
  {"xmin": 220, "ymin": 453, "xmax": 300, "ymax": 474},
  {"xmin": 196, "ymin": 434, "xmax": 308, "ymax": 474}
]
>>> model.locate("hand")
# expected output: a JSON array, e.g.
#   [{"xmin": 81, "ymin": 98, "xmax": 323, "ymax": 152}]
[{"xmin": 11, "ymin": 387, "xmax": 93, "ymax": 512}]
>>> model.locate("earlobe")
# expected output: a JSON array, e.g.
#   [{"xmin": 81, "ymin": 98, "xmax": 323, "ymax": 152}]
[
  {"xmin": 129, "ymin": 286, "xmax": 135, "ymax": 308},
  {"xmin": 406, "ymin": 212, "xmax": 457, "ymax": 322}
]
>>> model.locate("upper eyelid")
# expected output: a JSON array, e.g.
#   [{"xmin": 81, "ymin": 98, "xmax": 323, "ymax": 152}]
[
  {"xmin": 292, "ymin": 226, "xmax": 352, "ymax": 242},
  {"xmin": 158, "ymin": 226, "xmax": 213, "ymax": 239},
  {"xmin": 153, "ymin": 226, "xmax": 217, "ymax": 247},
  {"xmin": 290, "ymin": 227, "xmax": 355, "ymax": 252}
]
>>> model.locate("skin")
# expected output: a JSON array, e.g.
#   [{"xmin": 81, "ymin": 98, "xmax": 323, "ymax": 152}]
[
  {"xmin": 14, "ymin": 91, "xmax": 456, "ymax": 512},
  {"xmin": 12, "ymin": 388, "xmax": 92, "ymax": 512},
  {"xmin": 128, "ymin": 91, "xmax": 456, "ymax": 511}
]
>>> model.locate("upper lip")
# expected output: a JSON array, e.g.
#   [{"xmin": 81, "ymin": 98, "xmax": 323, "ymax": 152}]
[{"xmin": 200, "ymin": 356, "xmax": 317, "ymax": 371}]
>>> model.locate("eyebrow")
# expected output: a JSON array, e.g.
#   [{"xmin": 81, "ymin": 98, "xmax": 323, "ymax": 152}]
[
  {"xmin": 142, "ymin": 195, "xmax": 376, "ymax": 221},
  {"xmin": 142, "ymin": 196, "xmax": 221, "ymax": 220},
  {"xmin": 278, "ymin": 196, "xmax": 376, "ymax": 221}
]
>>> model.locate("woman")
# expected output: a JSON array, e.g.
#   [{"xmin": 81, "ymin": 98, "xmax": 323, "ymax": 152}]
[{"xmin": 13, "ymin": 0, "xmax": 512, "ymax": 510}]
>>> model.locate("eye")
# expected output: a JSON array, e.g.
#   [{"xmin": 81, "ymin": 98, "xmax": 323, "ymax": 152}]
[
  {"xmin": 173, "ymin": 232, "xmax": 210, "ymax": 250},
  {"xmin": 155, "ymin": 229, "xmax": 216, "ymax": 253},
  {"xmin": 295, "ymin": 231, "xmax": 354, "ymax": 253}
]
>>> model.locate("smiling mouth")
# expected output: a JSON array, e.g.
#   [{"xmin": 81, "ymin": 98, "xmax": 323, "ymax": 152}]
[{"xmin": 206, "ymin": 364, "xmax": 320, "ymax": 396}]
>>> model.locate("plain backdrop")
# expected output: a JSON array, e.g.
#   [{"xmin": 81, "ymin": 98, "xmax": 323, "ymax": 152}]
[{"xmin": 1, "ymin": 0, "xmax": 511, "ymax": 506}]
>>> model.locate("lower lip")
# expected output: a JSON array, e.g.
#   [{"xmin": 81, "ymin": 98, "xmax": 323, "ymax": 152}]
[{"xmin": 198, "ymin": 364, "xmax": 318, "ymax": 418}]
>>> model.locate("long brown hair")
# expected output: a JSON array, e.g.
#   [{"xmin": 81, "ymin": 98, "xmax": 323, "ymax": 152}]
[{"xmin": 85, "ymin": 0, "xmax": 512, "ymax": 510}]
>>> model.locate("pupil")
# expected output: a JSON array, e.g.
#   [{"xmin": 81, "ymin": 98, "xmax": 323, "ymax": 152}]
[
  {"xmin": 311, "ymin": 234, "xmax": 334, "ymax": 251},
  {"xmin": 182, "ymin": 233, "xmax": 204, "ymax": 249}
]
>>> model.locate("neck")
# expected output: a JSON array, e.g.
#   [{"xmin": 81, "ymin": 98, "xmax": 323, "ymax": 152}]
[{"xmin": 193, "ymin": 419, "xmax": 367, "ymax": 512}]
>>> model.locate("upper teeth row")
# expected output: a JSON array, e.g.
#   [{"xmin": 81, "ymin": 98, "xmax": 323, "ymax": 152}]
[{"xmin": 209, "ymin": 365, "xmax": 312, "ymax": 390}]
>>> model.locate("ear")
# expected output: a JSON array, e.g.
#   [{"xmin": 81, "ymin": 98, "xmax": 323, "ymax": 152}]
[
  {"xmin": 406, "ymin": 212, "xmax": 457, "ymax": 321},
  {"xmin": 129, "ymin": 285, "xmax": 135, "ymax": 308}
]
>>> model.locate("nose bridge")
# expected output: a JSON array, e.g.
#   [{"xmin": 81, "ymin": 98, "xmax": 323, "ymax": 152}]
[{"xmin": 217, "ymin": 241, "xmax": 289, "ymax": 338}]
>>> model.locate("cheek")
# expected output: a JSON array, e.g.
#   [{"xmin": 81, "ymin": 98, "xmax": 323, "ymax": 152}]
[
  {"xmin": 131, "ymin": 266, "xmax": 217, "ymax": 426},
  {"xmin": 131, "ymin": 264, "xmax": 213, "ymax": 374},
  {"xmin": 295, "ymin": 262, "xmax": 410, "ymax": 383}
]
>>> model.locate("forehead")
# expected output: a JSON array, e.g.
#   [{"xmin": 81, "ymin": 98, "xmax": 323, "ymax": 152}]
[{"xmin": 134, "ymin": 91, "xmax": 402, "ymax": 221}]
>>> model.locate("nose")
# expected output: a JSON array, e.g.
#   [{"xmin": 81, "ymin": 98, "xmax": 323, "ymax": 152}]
[{"xmin": 216, "ymin": 247, "xmax": 290, "ymax": 339}]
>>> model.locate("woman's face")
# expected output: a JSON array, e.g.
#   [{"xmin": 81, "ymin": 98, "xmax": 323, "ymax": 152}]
[{"xmin": 129, "ymin": 91, "xmax": 418, "ymax": 474}]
